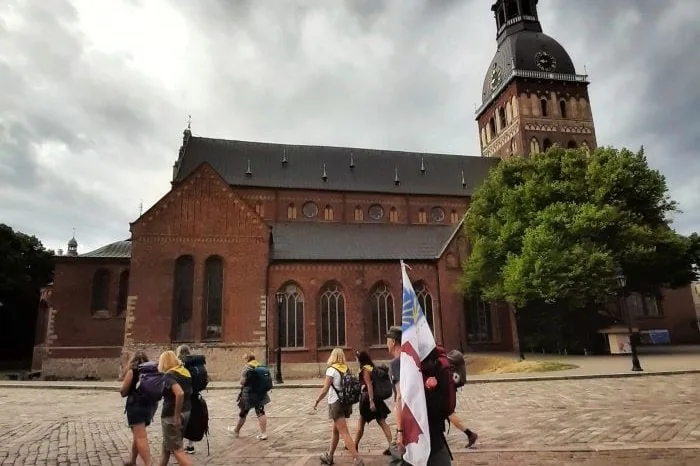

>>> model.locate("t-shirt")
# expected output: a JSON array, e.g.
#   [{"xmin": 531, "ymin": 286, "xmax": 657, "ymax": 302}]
[
  {"xmin": 325, "ymin": 366, "xmax": 343, "ymax": 405},
  {"xmin": 161, "ymin": 370, "xmax": 193, "ymax": 418},
  {"xmin": 389, "ymin": 356, "xmax": 400, "ymax": 387}
]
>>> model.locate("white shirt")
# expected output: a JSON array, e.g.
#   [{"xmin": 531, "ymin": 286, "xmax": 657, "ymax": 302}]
[{"xmin": 325, "ymin": 366, "xmax": 342, "ymax": 404}]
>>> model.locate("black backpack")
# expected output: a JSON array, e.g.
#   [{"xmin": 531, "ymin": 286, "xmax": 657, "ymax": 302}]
[
  {"xmin": 371, "ymin": 365, "xmax": 393, "ymax": 401},
  {"xmin": 184, "ymin": 393, "xmax": 210, "ymax": 455},
  {"xmin": 183, "ymin": 355, "xmax": 208, "ymax": 393},
  {"xmin": 331, "ymin": 367, "xmax": 361, "ymax": 406},
  {"xmin": 248, "ymin": 365, "xmax": 273, "ymax": 395}
]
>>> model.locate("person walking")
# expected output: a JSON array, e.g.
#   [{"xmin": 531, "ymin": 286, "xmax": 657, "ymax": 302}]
[
  {"xmin": 313, "ymin": 348, "xmax": 364, "ymax": 466},
  {"xmin": 176, "ymin": 344, "xmax": 209, "ymax": 454},
  {"xmin": 157, "ymin": 350, "xmax": 193, "ymax": 466},
  {"xmin": 120, "ymin": 350, "xmax": 156, "ymax": 466},
  {"xmin": 228, "ymin": 353, "xmax": 270, "ymax": 440},
  {"xmin": 353, "ymin": 350, "xmax": 392, "ymax": 455}
]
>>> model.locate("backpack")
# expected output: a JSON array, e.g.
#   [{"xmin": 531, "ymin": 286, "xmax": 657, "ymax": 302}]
[
  {"xmin": 135, "ymin": 361, "xmax": 164, "ymax": 403},
  {"xmin": 371, "ymin": 365, "xmax": 393, "ymax": 401},
  {"xmin": 248, "ymin": 364, "xmax": 273, "ymax": 395},
  {"xmin": 331, "ymin": 366, "xmax": 361, "ymax": 406},
  {"xmin": 183, "ymin": 393, "xmax": 210, "ymax": 455},
  {"xmin": 420, "ymin": 346, "xmax": 457, "ymax": 432},
  {"xmin": 447, "ymin": 349, "xmax": 467, "ymax": 388},
  {"xmin": 182, "ymin": 355, "xmax": 208, "ymax": 393}
]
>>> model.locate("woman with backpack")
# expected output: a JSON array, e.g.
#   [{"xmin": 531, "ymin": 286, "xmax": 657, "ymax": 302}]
[
  {"xmin": 353, "ymin": 350, "xmax": 393, "ymax": 456},
  {"xmin": 312, "ymin": 348, "xmax": 364, "ymax": 466},
  {"xmin": 120, "ymin": 350, "xmax": 156, "ymax": 466},
  {"xmin": 157, "ymin": 350, "xmax": 193, "ymax": 466}
]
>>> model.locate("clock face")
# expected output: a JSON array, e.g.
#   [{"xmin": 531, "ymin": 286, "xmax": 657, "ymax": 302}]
[
  {"xmin": 490, "ymin": 65, "xmax": 502, "ymax": 91},
  {"xmin": 535, "ymin": 51, "xmax": 557, "ymax": 72},
  {"xmin": 431, "ymin": 207, "xmax": 445, "ymax": 223},
  {"xmin": 302, "ymin": 201, "xmax": 318, "ymax": 218},
  {"xmin": 368, "ymin": 204, "xmax": 384, "ymax": 220}
]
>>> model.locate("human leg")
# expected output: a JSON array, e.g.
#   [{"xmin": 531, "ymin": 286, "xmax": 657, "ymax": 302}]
[
  {"xmin": 353, "ymin": 418, "xmax": 366, "ymax": 450},
  {"xmin": 131, "ymin": 423, "xmax": 152, "ymax": 465},
  {"xmin": 230, "ymin": 407, "xmax": 249, "ymax": 437},
  {"xmin": 448, "ymin": 413, "xmax": 478, "ymax": 448},
  {"xmin": 377, "ymin": 418, "xmax": 393, "ymax": 453}
]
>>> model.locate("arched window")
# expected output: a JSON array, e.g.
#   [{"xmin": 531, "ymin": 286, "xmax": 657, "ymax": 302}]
[
  {"xmin": 418, "ymin": 209, "xmax": 427, "ymax": 224},
  {"xmin": 287, "ymin": 203, "xmax": 297, "ymax": 219},
  {"xmin": 540, "ymin": 98, "xmax": 548, "ymax": 117},
  {"xmin": 414, "ymin": 282, "xmax": 434, "ymax": 331},
  {"xmin": 530, "ymin": 137, "xmax": 540, "ymax": 155},
  {"xmin": 498, "ymin": 107, "xmax": 507, "ymax": 130},
  {"xmin": 567, "ymin": 140, "xmax": 577, "ymax": 149},
  {"xmin": 489, "ymin": 118, "xmax": 496, "ymax": 136},
  {"xmin": 320, "ymin": 282, "xmax": 345, "ymax": 347},
  {"xmin": 389, "ymin": 207, "xmax": 398, "ymax": 223},
  {"xmin": 203, "ymin": 256, "xmax": 223, "ymax": 340},
  {"xmin": 505, "ymin": 101, "xmax": 513, "ymax": 124},
  {"xmin": 116, "ymin": 270, "xmax": 129, "ymax": 316},
  {"xmin": 510, "ymin": 138, "xmax": 517, "ymax": 155},
  {"xmin": 279, "ymin": 283, "xmax": 304, "ymax": 348},
  {"xmin": 505, "ymin": 0, "xmax": 518, "ymax": 19},
  {"xmin": 354, "ymin": 206, "xmax": 363, "ymax": 221},
  {"xmin": 467, "ymin": 296, "xmax": 495, "ymax": 342},
  {"xmin": 369, "ymin": 283, "xmax": 394, "ymax": 345},
  {"xmin": 172, "ymin": 255, "xmax": 194, "ymax": 341},
  {"xmin": 543, "ymin": 138, "xmax": 553, "ymax": 151},
  {"xmin": 559, "ymin": 100, "xmax": 567, "ymax": 118},
  {"xmin": 324, "ymin": 205, "xmax": 334, "ymax": 221},
  {"xmin": 450, "ymin": 210, "xmax": 460, "ymax": 224},
  {"xmin": 522, "ymin": 0, "xmax": 534, "ymax": 16},
  {"xmin": 91, "ymin": 268, "xmax": 110, "ymax": 314}
]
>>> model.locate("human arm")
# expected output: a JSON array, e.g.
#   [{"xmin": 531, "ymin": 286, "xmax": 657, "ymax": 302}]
[
  {"xmin": 240, "ymin": 367, "xmax": 248, "ymax": 387},
  {"xmin": 313, "ymin": 373, "xmax": 333, "ymax": 409},
  {"xmin": 394, "ymin": 382, "xmax": 403, "ymax": 447},
  {"xmin": 362, "ymin": 368, "xmax": 376, "ymax": 410},
  {"xmin": 171, "ymin": 382, "xmax": 185, "ymax": 427},
  {"xmin": 119, "ymin": 369, "xmax": 133, "ymax": 398}
]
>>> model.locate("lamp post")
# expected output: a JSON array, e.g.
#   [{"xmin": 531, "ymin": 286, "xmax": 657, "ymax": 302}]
[
  {"xmin": 615, "ymin": 270, "xmax": 643, "ymax": 372},
  {"xmin": 275, "ymin": 291, "xmax": 285, "ymax": 384},
  {"xmin": 514, "ymin": 307, "xmax": 525, "ymax": 361}
]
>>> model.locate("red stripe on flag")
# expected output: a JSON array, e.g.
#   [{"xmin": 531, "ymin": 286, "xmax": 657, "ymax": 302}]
[
  {"xmin": 401, "ymin": 342, "xmax": 421, "ymax": 367},
  {"xmin": 400, "ymin": 403, "xmax": 424, "ymax": 446}
]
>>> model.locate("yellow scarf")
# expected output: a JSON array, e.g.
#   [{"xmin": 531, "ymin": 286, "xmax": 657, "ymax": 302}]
[
  {"xmin": 247, "ymin": 360, "xmax": 261, "ymax": 368},
  {"xmin": 362, "ymin": 364, "xmax": 373, "ymax": 373},
  {"xmin": 169, "ymin": 365, "xmax": 191, "ymax": 378},
  {"xmin": 330, "ymin": 363, "xmax": 348, "ymax": 373}
]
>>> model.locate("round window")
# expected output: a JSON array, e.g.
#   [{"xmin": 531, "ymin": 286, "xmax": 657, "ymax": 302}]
[
  {"xmin": 302, "ymin": 201, "xmax": 319, "ymax": 218},
  {"xmin": 430, "ymin": 207, "xmax": 445, "ymax": 223},
  {"xmin": 368, "ymin": 204, "xmax": 384, "ymax": 220}
]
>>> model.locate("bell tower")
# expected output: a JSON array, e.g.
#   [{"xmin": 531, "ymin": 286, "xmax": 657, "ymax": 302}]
[{"xmin": 476, "ymin": 0, "xmax": 597, "ymax": 158}]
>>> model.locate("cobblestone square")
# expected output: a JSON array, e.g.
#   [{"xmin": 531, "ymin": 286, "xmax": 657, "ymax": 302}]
[{"xmin": 2, "ymin": 374, "xmax": 700, "ymax": 465}]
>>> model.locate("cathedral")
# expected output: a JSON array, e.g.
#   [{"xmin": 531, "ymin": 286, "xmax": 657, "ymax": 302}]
[{"xmin": 33, "ymin": 0, "xmax": 698, "ymax": 380}]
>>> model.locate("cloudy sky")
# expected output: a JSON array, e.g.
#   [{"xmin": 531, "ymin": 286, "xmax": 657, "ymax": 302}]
[{"xmin": 1, "ymin": 0, "xmax": 699, "ymax": 254}]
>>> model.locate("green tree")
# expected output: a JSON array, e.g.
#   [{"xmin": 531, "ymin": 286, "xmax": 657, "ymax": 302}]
[
  {"xmin": 0, "ymin": 224, "xmax": 54, "ymax": 366},
  {"xmin": 461, "ymin": 146, "xmax": 696, "ymax": 352}
]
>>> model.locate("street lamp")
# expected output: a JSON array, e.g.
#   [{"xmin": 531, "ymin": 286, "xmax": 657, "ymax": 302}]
[
  {"xmin": 274, "ymin": 291, "xmax": 285, "ymax": 384},
  {"xmin": 615, "ymin": 270, "xmax": 643, "ymax": 372}
]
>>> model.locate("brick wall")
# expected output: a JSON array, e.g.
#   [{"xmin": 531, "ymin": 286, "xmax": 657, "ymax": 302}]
[{"xmin": 635, "ymin": 286, "xmax": 700, "ymax": 344}]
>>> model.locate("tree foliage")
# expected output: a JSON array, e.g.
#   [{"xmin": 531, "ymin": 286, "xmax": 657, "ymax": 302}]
[
  {"xmin": 461, "ymin": 146, "xmax": 697, "ymax": 311},
  {"xmin": 0, "ymin": 224, "xmax": 54, "ymax": 365}
]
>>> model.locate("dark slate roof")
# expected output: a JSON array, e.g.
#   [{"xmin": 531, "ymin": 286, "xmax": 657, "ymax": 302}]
[
  {"xmin": 175, "ymin": 137, "xmax": 498, "ymax": 196},
  {"xmin": 80, "ymin": 240, "xmax": 132, "ymax": 258},
  {"xmin": 271, "ymin": 222, "xmax": 459, "ymax": 261}
]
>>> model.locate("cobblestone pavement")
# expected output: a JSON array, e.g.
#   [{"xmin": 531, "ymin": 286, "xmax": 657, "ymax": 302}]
[{"xmin": 2, "ymin": 374, "xmax": 700, "ymax": 465}]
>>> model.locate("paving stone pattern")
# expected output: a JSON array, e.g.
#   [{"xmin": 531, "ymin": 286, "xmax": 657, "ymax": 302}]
[{"xmin": 1, "ymin": 374, "xmax": 700, "ymax": 465}]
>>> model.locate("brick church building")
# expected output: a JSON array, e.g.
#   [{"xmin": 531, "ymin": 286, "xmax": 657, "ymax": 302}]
[{"xmin": 33, "ymin": 0, "xmax": 699, "ymax": 379}]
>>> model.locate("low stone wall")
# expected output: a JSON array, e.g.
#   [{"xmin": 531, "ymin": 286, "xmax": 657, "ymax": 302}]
[{"xmin": 42, "ymin": 356, "xmax": 122, "ymax": 380}]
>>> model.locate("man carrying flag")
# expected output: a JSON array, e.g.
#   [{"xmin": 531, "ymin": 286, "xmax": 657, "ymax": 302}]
[{"xmin": 387, "ymin": 261, "xmax": 452, "ymax": 466}]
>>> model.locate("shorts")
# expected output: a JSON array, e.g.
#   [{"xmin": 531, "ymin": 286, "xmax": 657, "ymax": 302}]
[
  {"xmin": 161, "ymin": 411, "xmax": 191, "ymax": 453},
  {"xmin": 239, "ymin": 404, "xmax": 266, "ymax": 418},
  {"xmin": 328, "ymin": 401, "xmax": 352, "ymax": 421},
  {"xmin": 125, "ymin": 403, "xmax": 155, "ymax": 427}
]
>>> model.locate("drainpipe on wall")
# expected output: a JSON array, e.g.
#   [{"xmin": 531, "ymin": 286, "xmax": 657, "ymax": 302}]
[
  {"xmin": 435, "ymin": 261, "xmax": 445, "ymax": 346},
  {"xmin": 264, "ymin": 226, "xmax": 273, "ymax": 367}
]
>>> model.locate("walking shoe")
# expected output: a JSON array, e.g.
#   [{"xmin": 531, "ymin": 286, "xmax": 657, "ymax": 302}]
[
  {"xmin": 226, "ymin": 426, "xmax": 240, "ymax": 438},
  {"xmin": 466, "ymin": 430, "xmax": 479, "ymax": 448},
  {"xmin": 184, "ymin": 446, "xmax": 195, "ymax": 454},
  {"xmin": 256, "ymin": 433, "xmax": 268, "ymax": 440},
  {"xmin": 382, "ymin": 448, "xmax": 391, "ymax": 455}
]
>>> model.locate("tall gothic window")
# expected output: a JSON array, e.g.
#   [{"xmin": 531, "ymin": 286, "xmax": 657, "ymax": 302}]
[
  {"xmin": 203, "ymin": 256, "xmax": 223, "ymax": 340},
  {"xmin": 489, "ymin": 117, "xmax": 496, "ymax": 136},
  {"xmin": 91, "ymin": 268, "xmax": 110, "ymax": 314},
  {"xmin": 418, "ymin": 209, "xmax": 427, "ymax": 224},
  {"xmin": 369, "ymin": 283, "xmax": 394, "ymax": 345},
  {"xmin": 116, "ymin": 270, "xmax": 129, "ymax": 316},
  {"xmin": 540, "ymin": 98, "xmax": 548, "ymax": 117},
  {"xmin": 530, "ymin": 137, "xmax": 540, "ymax": 154},
  {"xmin": 498, "ymin": 107, "xmax": 507, "ymax": 129},
  {"xmin": 559, "ymin": 100, "xmax": 567, "ymax": 118},
  {"xmin": 279, "ymin": 283, "xmax": 304, "ymax": 348},
  {"xmin": 505, "ymin": 0, "xmax": 518, "ymax": 19},
  {"xmin": 172, "ymin": 255, "xmax": 194, "ymax": 341},
  {"xmin": 320, "ymin": 282, "xmax": 345, "ymax": 347},
  {"xmin": 287, "ymin": 203, "xmax": 297, "ymax": 219},
  {"xmin": 389, "ymin": 207, "xmax": 398, "ymax": 223},
  {"xmin": 414, "ymin": 282, "xmax": 434, "ymax": 331},
  {"xmin": 324, "ymin": 205, "xmax": 334, "ymax": 221},
  {"xmin": 467, "ymin": 296, "xmax": 495, "ymax": 342},
  {"xmin": 354, "ymin": 206, "xmax": 363, "ymax": 221},
  {"xmin": 450, "ymin": 210, "xmax": 460, "ymax": 224}
]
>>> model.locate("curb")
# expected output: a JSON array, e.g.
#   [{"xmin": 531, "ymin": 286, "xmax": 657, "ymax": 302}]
[{"xmin": 1, "ymin": 369, "xmax": 699, "ymax": 391}]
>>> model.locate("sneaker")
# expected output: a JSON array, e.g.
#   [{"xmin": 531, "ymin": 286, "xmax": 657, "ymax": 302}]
[
  {"xmin": 382, "ymin": 448, "xmax": 391, "ymax": 456},
  {"xmin": 184, "ymin": 446, "xmax": 195, "ymax": 454},
  {"xmin": 226, "ymin": 426, "xmax": 240, "ymax": 438},
  {"xmin": 256, "ymin": 433, "xmax": 268, "ymax": 440},
  {"xmin": 466, "ymin": 431, "xmax": 479, "ymax": 448}
]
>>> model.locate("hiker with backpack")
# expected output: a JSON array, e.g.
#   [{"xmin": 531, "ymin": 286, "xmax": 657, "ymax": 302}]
[
  {"xmin": 119, "ymin": 350, "xmax": 157, "ymax": 466},
  {"xmin": 312, "ymin": 347, "xmax": 364, "ymax": 466},
  {"xmin": 157, "ymin": 350, "xmax": 193, "ymax": 466},
  {"xmin": 176, "ymin": 345, "xmax": 209, "ymax": 454},
  {"xmin": 445, "ymin": 349, "xmax": 478, "ymax": 449},
  {"xmin": 352, "ymin": 350, "xmax": 393, "ymax": 455},
  {"xmin": 228, "ymin": 352, "xmax": 271, "ymax": 440}
]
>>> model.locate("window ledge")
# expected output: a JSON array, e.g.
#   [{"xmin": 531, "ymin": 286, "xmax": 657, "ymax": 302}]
[
  {"xmin": 281, "ymin": 347, "xmax": 309, "ymax": 353},
  {"xmin": 317, "ymin": 346, "xmax": 351, "ymax": 351},
  {"xmin": 91, "ymin": 310, "xmax": 110, "ymax": 320}
]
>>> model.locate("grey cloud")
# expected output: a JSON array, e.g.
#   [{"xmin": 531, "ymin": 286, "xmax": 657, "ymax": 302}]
[{"xmin": 0, "ymin": 0, "xmax": 698, "ymax": 254}]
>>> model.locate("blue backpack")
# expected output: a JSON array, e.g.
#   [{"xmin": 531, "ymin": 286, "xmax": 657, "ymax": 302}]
[
  {"xmin": 135, "ymin": 361, "xmax": 164, "ymax": 403},
  {"xmin": 248, "ymin": 365, "xmax": 273, "ymax": 395}
]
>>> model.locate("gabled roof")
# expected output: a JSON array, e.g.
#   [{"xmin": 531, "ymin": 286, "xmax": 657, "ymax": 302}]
[
  {"xmin": 80, "ymin": 240, "xmax": 132, "ymax": 258},
  {"xmin": 174, "ymin": 137, "xmax": 498, "ymax": 196},
  {"xmin": 270, "ymin": 222, "xmax": 459, "ymax": 261}
]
